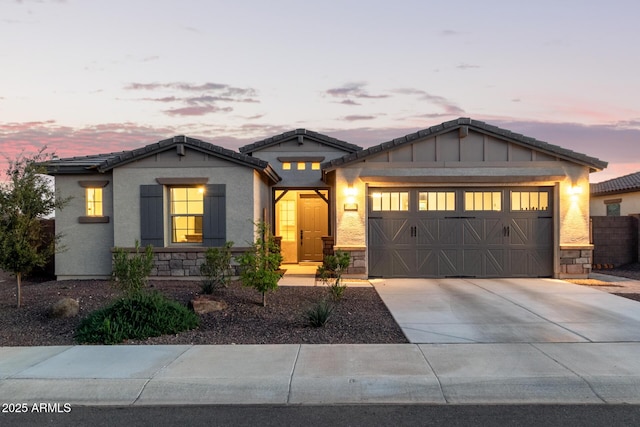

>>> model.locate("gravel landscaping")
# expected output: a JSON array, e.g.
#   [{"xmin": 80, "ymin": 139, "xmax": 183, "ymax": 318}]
[
  {"xmin": 0, "ymin": 271, "xmax": 407, "ymax": 346},
  {"xmin": 3, "ymin": 264, "xmax": 640, "ymax": 347}
]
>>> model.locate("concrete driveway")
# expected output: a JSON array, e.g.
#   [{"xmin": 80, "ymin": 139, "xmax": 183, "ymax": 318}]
[{"xmin": 373, "ymin": 278, "xmax": 640, "ymax": 343}]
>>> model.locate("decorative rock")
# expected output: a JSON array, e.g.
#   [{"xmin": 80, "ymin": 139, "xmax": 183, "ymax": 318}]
[
  {"xmin": 190, "ymin": 296, "xmax": 227, "ymax": 315},
  {"xmin": 51, "ymin": 297, "xmax": 79, "ymax": 318}
]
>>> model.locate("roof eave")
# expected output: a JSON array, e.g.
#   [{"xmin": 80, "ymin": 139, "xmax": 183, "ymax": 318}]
[{"xmin": 240, "ymin": 129, "xmax": 362, "ymax": 154}]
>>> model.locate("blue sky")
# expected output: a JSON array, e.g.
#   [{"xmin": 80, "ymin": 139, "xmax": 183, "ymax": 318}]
[{"xmin": 1, "ymin": 0, "xmax": 639, "ymax": 182}]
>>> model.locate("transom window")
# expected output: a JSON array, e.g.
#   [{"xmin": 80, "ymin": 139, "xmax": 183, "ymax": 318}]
[
  {"xmin": 511, "ymin": 191, "xmax": 549, "ymax": 211},
  {"xmin": 371, "ymin": 191, "xmax": 409, "ymax": 211},
  {"xmin": 86, "ymin": 188, "xmax": 103, "ymax": 216},
  {"xmin": 170, "ymin": 187, "xmax": 204, "ymax": 243},
  {"xmin": 419, "ymin": 191, "xmax": 455, "ymax": 211},
  {"xmin": 464, "ymin": 191, "xmax": 502, "ymax": 211}
]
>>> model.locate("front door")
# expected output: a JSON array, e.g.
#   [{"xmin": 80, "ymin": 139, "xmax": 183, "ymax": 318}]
[{"xmin": 298, "ymin": 194, "xmax": 328, "ymax": 261}]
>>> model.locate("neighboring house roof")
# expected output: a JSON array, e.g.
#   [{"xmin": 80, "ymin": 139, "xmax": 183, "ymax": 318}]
[
  {"xmin": 44, "ymin": 135, "xmax": 281, "ymax": 183},
  {"xmin": 322, "ymin": 117, "xmax": 608, "ymax": 172},
  {"xmin": 591, "ymin": 171, "xmax": 640, "ymax": 196},
  {"xmin": 239, "ymin": 128, "xmax": 362, "ymax": 154}
]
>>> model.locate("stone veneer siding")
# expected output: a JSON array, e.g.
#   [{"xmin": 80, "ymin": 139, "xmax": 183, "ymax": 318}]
[
  {"xmin": 113, "ymin": 247, "xmax": 248, "ymax": 278},
  {"xmin": 333, "ymin": 246, "xmax": 367, "ymax": 278},
  {"xmin": 558, "ymin": 246, "xmax": 593, "ymax": 279}
]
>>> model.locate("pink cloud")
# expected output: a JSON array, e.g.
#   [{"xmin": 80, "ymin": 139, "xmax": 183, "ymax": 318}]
[
  {"xmin": 164, "ymin": 105, "xmax": 232, "ymax": 116},
  {"xmin": 1, "ymin": 118, "xmax": 636, "ymax": 186},
  {"xmin": 342, "ymin": 115, "xmax": 376, "ymax": 121},
  {"xmin": 0, "ymin": 121, "xmax": 174, "ymax": 177},
  {"xmin": 326, "ymin": 82, "xmax": 388, "ymax": 100}
]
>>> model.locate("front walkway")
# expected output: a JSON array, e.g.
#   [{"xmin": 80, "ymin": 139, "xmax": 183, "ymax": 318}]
[{"xmin": 278, "ymin": 263, "xmax": 372, "ymax": 287}]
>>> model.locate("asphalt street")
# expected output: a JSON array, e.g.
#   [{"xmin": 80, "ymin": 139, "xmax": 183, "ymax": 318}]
[{"xmin": 3, "ymin": 404, "xmax": 640, "ymax": 427}]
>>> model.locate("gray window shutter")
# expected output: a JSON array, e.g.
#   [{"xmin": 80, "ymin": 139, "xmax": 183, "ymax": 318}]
[
  {"xmin": 203, "ymin": 184, "xmax": 226, "ymax": 247},
  {"xmin": 140, "ymin": 185, "xmax": 164, "ymax": 246}
]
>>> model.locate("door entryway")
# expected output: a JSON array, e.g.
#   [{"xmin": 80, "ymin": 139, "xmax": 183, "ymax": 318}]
[
  {"xmin": 298, "ymin": 194, "xmax": 328, "ymax": 262},
  {"xmin": 275, "ymin": 189, "xmax": 329, "ymax": 263}
]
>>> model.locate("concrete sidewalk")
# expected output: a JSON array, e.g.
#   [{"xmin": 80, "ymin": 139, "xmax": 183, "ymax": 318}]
[{"xmin": 2, "ymin": 343, "xmax": 640, "ymax": 406}]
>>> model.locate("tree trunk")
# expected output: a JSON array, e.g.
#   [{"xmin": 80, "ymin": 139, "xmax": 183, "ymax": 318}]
[
  {"xmin": 262, "ymin": 291, "xmax": 266, "ymax": 307},
  {"xmin": 16, "ymin": 272, "xmax": 22, "ymax": 308}
]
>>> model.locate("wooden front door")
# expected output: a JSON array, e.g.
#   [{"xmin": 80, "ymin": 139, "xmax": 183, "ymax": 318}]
[{"xmin": 298, "ymin": 195, "xmax": 328, "ymax": 262}]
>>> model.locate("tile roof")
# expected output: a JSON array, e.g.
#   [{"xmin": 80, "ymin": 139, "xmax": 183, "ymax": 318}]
[
  {"xmin": 591, "ymin": 171, "xmax": 640, "ymax": 195},
  {"xmin": 239, "ymin": 128, "xmax": 362, "ymax": 154},
  {"xmin": 322, "ymin": 118, "xmax": 608, "ymax": 172},
  {"xmin": 44, "ymin": 136, "xmax": 281, "ymax": 183}
]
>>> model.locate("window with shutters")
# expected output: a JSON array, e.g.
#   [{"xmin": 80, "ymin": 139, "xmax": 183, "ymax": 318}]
[{"xmin": 170, "ymin": 187, "xmax": 204, "ymax": 243}]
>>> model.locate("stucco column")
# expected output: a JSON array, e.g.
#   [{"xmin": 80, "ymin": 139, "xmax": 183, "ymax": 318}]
[
  {"xmin": 334, "ymin": 168, "xmax": 367, "ymax": 277},
  {"xmin": 558, "ymin": 171, "xmax": 593, "ymax": 278}
]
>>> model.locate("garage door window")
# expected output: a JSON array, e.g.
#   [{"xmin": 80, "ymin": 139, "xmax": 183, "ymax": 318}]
[
  {"xmin": 371, "ymin": 191, "xmax": 409, "ymax": 211},
  {"xmin": 418, "ymin": 191, "xmax": 455, "ymax": 211},
  {"xmin": 464, "ymin": 191, "xmax": 501, "ymax": 211},
  {"xmin": 511, "ymin": 191, "xmax": 549, "ymax": 211}
]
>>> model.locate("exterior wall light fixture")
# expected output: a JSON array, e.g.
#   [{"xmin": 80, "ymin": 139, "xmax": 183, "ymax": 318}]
[{"xmin": 344, "ymin": 186, "xmax": 358, "ymax": 211}]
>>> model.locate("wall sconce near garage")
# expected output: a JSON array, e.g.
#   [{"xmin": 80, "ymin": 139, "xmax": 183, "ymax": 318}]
[
  {"xmin": 568, "ymin": 184, "xmax": 583, "ymax": 202},
  {"xmin": 344, "ymin": 186, "xmax": 358, "ymax": 211}
]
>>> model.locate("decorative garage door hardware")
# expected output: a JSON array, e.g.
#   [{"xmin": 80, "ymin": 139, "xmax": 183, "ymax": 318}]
[{"xmin": 368, "ymin": 187, "xmax": 553, "ymax": 278}]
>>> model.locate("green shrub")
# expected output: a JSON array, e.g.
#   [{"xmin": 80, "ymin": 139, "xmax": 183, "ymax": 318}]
[
  {"xmin": 306, "ymin": 299, "xmax": 334, "ymax": 327},
  {"xmin": 317, "ymin": 250, "xmax": 351, "ymax": 302},
  {"xmin": 112, "ymin": 241, "xmax": 154, "ymax": 296},
  {"xmin": 200, "ymin": 241, "xmax": 234, "ymax": 294},
  {"xmin": 328, "ymin": 281, "xmax": 347, "ymax": 301},
  {"xmin": 76, "ymin": 291, "xmax": 199, "ymax": 344}
]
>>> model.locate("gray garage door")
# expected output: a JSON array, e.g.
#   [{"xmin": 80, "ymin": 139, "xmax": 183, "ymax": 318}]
[{"xmin": 368, "ymin": 188, "xmax": 553, "ymax": 278}]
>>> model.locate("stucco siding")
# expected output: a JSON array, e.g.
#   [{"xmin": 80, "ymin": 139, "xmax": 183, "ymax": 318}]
[
  {"xmin": 54, "ymin": 174, "xmax": 114, "ymax": 279},
  {"xmin": 252, "ymin": 170, "xmax": 273, "ymax": 239},
  {"xmin": 251, "ymin": 142, "xmax": 350, "ymax": 187},
  {"xmin": 591, "ymin": 192, "xmax": 640, "ymax": 216},
  {"xmin": 112, "ymin": 161, "xmax": 256, "ymax": 248},
  {"xmin": 557, "ymin": 164, "xmax": 591, "ymax": 245}
]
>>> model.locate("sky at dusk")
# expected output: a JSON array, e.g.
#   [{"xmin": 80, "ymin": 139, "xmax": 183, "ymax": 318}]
[{"xmin": 1, "ymin": 0, "xmax": 639, "ymax": 183}]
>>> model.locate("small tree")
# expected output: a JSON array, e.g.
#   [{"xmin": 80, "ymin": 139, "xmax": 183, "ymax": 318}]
[
  {"xmin": 237, "ymin": 221, "xmax": 283, "ymax": 307},
  {"xmin": 111, "ymin": 241, "xmax": 154, "ymax": 296},
  {"xmin": 317, "ymin": 250, "xmax": 351, "ymax": 302},
  {"xmin": 200, "ymin": 241, "xmax": 234, "ymax": 294},
  {"xmin": 0, "ymin": 149, "xmax": 69, "ymax": 307}
]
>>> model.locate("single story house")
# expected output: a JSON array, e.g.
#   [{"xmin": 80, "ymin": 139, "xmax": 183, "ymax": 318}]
[
  {"xmin": 590, "ymin": 171, "xmax": 640, "ymax": 216},
  {"xmin": 45, "ymin": 118, "xmax": 607, "ymax": 280}
]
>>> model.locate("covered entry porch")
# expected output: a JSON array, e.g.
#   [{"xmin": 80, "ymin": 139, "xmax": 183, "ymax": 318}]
[{"xmin": 274, "ymin": 188, "xmax": 330, "ymax": 264}]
